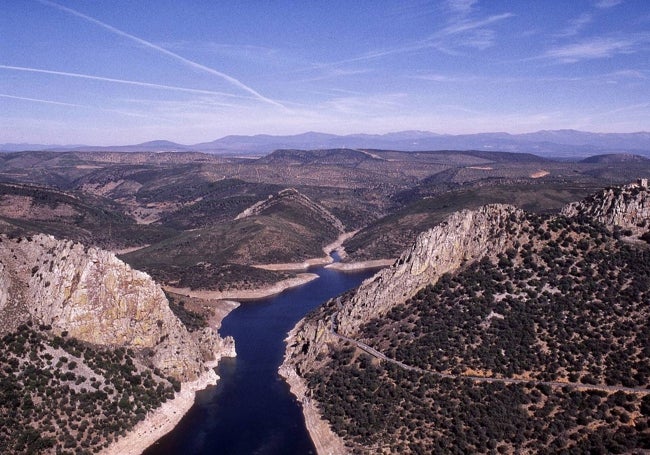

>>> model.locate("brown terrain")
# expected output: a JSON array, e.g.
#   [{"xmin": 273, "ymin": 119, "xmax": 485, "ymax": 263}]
[{"xmin": 0, "ymin": 148, "xmax": 649, "ymax": 454}]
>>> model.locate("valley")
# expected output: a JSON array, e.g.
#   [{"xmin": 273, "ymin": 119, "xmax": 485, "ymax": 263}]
[{"xmin": 0, "ymin": 147, "xmax": 649, "ymax": 454}]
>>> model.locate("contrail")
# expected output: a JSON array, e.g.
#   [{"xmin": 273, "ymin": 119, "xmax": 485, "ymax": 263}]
[
  {"xmin": 0, "ymin": 93, "xmax": 162, "ymax": 119},
  {"xmin": 0, "ymin": 64, "xmax": 249, "ymax": 99},
  {"xmin": 36, "ymin": 0, "xmax": 285, "ymax": 109},
  {"xmin": 0, "ymin": 93, "xmax": 86, "ymax": 108}
]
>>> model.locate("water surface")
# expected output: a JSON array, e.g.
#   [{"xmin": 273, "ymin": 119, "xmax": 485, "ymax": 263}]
[{"xmin": 144, "ymin": 262, "xmax": 375, "ymax": 455}]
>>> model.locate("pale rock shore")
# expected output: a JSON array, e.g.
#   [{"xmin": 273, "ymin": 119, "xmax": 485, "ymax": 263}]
[
  {"xmin": 100, "ymin": 360, "xmax": 223, "ymax": 455},
  {"xmin": 279, "ymin": 336, "xmax": 349, "ymax": 455},
  {"xmin": 254, "ymin": 231, "xmax": 358, "ymax": 272},
  {"xmin": 325, "ymin": 258, "xmax": 395, "ymax": 271},
  {"xmin": 165, "ymin": 272, "xmax": 320, "ymax": 301}
]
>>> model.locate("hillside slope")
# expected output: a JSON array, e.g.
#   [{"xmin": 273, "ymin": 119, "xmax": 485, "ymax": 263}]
[
  {"xmin": 283, "ymin": 182, "xmax": 650, "ymax": 454},
  {"xmin": 0, "ymin": 234, "xmax": 234, "ymax": 453},
  {"xmin": 122, "ymin": 188, "xmax": 345, "ymax": 292}
]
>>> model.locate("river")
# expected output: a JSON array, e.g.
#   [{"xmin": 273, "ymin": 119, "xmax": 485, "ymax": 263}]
[{"xmin": 143, "ymin": 259, "xmax": 376, "ymax": 455}]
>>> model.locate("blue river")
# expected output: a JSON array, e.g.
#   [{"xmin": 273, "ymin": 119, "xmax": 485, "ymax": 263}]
[{"xmin": 143, "ymin": 260, "xmax": 376, "ymax": 455}]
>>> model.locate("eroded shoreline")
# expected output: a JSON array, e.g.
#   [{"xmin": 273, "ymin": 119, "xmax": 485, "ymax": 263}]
[
  {"xmin": 164, "ymin": 272, "xmax": 320, "ymax": 301},
  {"xmin": 101, "ymin": 361, "xmax": 221, "ymax": 455},
  {"xmin": 129, "ymin": 231, "xmax": 387, "ymax": 455},
  {"xmin": 280, "ymin": 329, "xmax": 348, "ymax": 455}
]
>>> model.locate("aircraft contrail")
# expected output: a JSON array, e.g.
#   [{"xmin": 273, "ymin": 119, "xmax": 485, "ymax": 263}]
[
  {"xmin": 0, "ymin": 93, "xmax": 163, "ymax": 119},
  {"xmin": 0, "ymin": 93, "xmax": 86, "ymax": 108},
  {"xmin": 0, "ymin": 64, "xmax": 248, "ymax": 99},
  {"xmin": 36, "ymin": 0, "xmax": 286, "ymax": 109}
]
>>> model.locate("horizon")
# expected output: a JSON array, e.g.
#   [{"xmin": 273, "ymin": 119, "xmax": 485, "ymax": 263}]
[
  {"xmin": 1, "ymin": 1, "xmax": 649, "ymax": 145},
  {"xmin": 2, "ymin": 127, "xmax": 650, "ymax": 149}
]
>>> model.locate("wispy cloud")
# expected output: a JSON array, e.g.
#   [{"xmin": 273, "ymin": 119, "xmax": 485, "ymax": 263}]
[
  {"xmin": 542, "ymin": 36, "xmax": 644, "ymax": 62},
  {"xmin": 446, "ymin": 0, "xmax": 478, "ymax": 15},
  {"xmin": 319, "ymin": 11, "xmax": 512, "ymax": 67},
  {"xmin": 0, "ymin": 65, "xmax": 250, "ymax": 99},
  {"xmin": 36, "ymin": 0, "xmax": 285, "ymax": 109},
  {"xmin": 595, "ymin": 0, "xmax": 623, "ymax": 9},
  {"xmin": 555, "ymin": 13, "xmax": 593, "ymax": 37}
]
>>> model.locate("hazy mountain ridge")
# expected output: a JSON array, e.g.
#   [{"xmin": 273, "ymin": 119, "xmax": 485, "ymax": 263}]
[{"xmin": 3, "ymin": 129, "xmax": 650, "ymax": 158}]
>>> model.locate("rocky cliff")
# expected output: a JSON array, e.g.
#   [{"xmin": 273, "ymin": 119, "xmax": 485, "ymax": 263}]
[
  {"xmin": 333, "ymin": 204, "xmax": 526, "ymax": 337},
  {"xmin": 0, "ymin": 233, "xmax": 234, "ymax": 381},
  {"xmin": 282, "ymin": 184, "xmax": 650, "ymax": 454},
  {"xmin": 561, "ymin": 179, "xmax": 649, "ymax": 235},
  {"xmin": 286, "ymin": 204, "xmax": 528, "ymax": 371}
]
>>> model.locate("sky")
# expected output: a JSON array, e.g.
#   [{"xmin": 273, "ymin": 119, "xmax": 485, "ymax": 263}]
[{"xmin": 1, "ymin": 0, "xmax": 649, "ymax": 145}]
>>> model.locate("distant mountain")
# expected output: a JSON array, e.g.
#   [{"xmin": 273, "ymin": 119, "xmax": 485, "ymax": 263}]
[{"xmin": 2, "ymin": 130, "xmax": 649, "ymax": 158}]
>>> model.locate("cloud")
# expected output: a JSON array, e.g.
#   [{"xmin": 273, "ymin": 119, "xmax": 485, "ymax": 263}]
[
  {"xmin": 542, "ymin": 36, "xmax": 643, "ymax": 62},
  {"xmin": 556, "ymin": 13, "xmax": 593, "ymax": 37},
  {"xmin": 318, "ymin": 10, "xmax": 513, "ymax": 68},
  {"xmin": 0, "ymin": 65, "xmax": 250, "ymax": 99},
  {"xmin": 36, "ymin": 0, "xmax": 285, "ymax": 109},
  {"xmin": 446, "ymin": 0, "xmax": 478, "ymax": 15},
  {"xmin": 595, "ymin": 0, "xmax": 623, "ymax": 8}
]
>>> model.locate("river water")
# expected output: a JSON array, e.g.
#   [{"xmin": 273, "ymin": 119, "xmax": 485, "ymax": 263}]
[{"xmin": 144, "ymin": 261, "xmax": 376, "ymax": 455}]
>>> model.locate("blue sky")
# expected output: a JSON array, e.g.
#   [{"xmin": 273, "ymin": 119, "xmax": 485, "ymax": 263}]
[{"xmin": 1, "ymin": 0, "xmax": 648, "ymax": 145}]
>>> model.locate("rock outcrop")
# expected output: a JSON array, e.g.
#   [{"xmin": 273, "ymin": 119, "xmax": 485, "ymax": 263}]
[
  {"xmin": 561, "ymin": 180, "xmax": 649, "ymax": 235},
  {"xmin": 282, "ymin": 183, "xmax": 650, "ymax": 455},
  {"xmin": 282, "ymin": 204, "xmax": 529, "ymax": 454},
  {"xmin": 0, "ymin": 233, "xmax": 234, "ymax": 381},
  {"xmin": 334, "ymin": 204, "xmax": 526, "ymax": 337}
]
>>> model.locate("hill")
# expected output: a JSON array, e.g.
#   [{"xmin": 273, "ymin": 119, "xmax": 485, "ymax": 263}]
[
  {"xmin": 1, "ymin": 148, "xmax": 649, "ymax": 292},
  {"xmin": 121, "ymin": 188, "xmax": 346, "ymax": 293},
  {"xmin": 0, "ymin": 234, "xmax": 235, "ymax": 453},
  {"xmin": 283, "ymin": 182, "xmax": 650, "ymax": 454},
  {"xmin": 0, "ymin": 183, "xmax": 173, "ymax": 249}
]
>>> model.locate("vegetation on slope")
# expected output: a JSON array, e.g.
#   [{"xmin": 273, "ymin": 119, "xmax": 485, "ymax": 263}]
[
  {"xmin": 0, "ymin": 323, "xmax": 178, "ymax": 455},
  {"xmin": 344, "ymin": 180, "xmax": 624, "ymax": 261},
  {"xmin": 0, "ymin": 183, "xmax": 174, "ymax": 249},
  {"xmin": 304, "ymin": 212, "xmax": 650, "ymax": 454}
]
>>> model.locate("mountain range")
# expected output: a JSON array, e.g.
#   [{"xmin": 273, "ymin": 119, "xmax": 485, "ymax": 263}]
[{"xmin": 3, "ymin": 130, "xmax": 650, "ymax": 158}]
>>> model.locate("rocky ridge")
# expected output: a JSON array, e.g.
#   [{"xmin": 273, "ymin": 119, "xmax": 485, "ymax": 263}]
[
  {"xmin": 285, "ymin": 204, "xmax": 529, "ymax": 376},
  {"xmin": 235, "ymin": 187, "xmax": 346, "ymax": 233},
  {"xmin": 0, "ymin": 234, "xmax": 234, "ymax": 381},
  {"xmin": 282, "ymin": 182, "xmax": 650, "ymax": 454},
  {"xmin": 333, "ymin": 204, "xmax": 526, "ymax": 337},
  {"xmin": 561, "ymin": 179, "xmax": 649, "ymax": 235}
]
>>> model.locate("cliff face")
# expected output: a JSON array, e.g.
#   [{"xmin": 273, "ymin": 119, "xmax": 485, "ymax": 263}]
[
  {"xmin": 284, "ymin": 204, "xmax": 529, "ymax": 382},
  {"xmin": 561, "ymin": 180, "xmax": 649, "ymax": 235},
  {"xmin": 0, "ymin": 234, "xmax": 234, "ymax": 381},
  {"xmin": 333, "ymin": 204, "xmax": 525, "ymax": 337},
  {"xmin": 282, "ymin": 184, "xmax": 650, "ymax": 455},
  {"xmin": 282, "ymin": 182, "xmax": 650, "ymax": 455}
]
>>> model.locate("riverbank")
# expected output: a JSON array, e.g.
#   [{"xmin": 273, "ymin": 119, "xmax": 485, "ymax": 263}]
[
  {"xmin": 326, "ymin": 258, "xmax": 394, "ymax": 271},
  {"xmin": 254, "ymin": 231, "xmax": 358, "ymax": 272},
  {"xmin": 100, "ymin": 361, "xmax": 221, "ymax": 455},
  {"xmin": 164, "ymin": 272, "xmax": 320, "ymax": 301},
  {"xmin": 279, "ymin": 332, "xmax": 348, "ymax": 455}
]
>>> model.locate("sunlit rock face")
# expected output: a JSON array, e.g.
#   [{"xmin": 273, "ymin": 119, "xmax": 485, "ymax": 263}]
[
  {"xmin": 0, "ymin": 234, "xmax": 233, "ymax": 381},
  {"xmin": 562, "ymin": 180, "xmax": 649, "ymax": 236}
]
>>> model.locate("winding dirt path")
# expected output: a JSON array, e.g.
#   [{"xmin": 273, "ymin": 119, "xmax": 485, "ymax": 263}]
[{"xmin": 332, "ymin": 332, "xmax": 650, "ymax": 395}]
